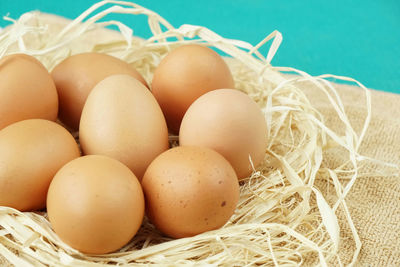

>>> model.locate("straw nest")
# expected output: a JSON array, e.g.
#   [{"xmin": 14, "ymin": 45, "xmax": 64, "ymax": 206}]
[{"xmin": 0, "ymin": 1, "xmax": 394, "ymax": 266}]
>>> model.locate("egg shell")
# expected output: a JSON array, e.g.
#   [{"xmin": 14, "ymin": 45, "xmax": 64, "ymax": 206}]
[
  {"xmin": 0, "ymin": 54, "xmax": 58, "ymax": 130},
  {"xmin": 179, "ymin": 89, "xmax": 268, "ymax": 179},
  {"xmin": 47, "ymin": 155, "xmax": 145, "ymax": 254},
  {"xmin": 0, "ymin": 119, "xmax": 80, "ymax": 211},
  {"xmin": 79, "ymin": 74, "xmax": 169, "ymax": 180},
  {"xmin": 151, "ymin": 44, "xmax": 234, "ymax": 133},
  {"xmin": 51, "ymin": 52, "xmax": 148, "ymax": 130},
  {"xmin": 142, "ymin": 146, "xmax": 239, "ymax": 238}
]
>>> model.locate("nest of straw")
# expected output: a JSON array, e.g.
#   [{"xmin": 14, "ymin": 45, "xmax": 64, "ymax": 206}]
[{"xmin": 0, "ymin": 1, "xmax": 391, "ymax": 266}]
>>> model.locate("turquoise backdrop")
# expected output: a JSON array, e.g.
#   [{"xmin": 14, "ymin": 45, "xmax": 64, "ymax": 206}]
[{"xmin": 1, "ymin": 0, "xmax": 399, "ymax": 93}]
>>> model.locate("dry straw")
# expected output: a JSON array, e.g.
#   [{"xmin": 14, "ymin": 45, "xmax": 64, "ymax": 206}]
[{"xmin": 0, "ymin": 1, "xmax": 395, "ymax": 266}]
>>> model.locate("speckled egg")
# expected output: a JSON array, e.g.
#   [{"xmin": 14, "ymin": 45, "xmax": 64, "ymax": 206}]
[{"xmin": 142, "ymin": 146, "xmax": 239, "ymax": 238}]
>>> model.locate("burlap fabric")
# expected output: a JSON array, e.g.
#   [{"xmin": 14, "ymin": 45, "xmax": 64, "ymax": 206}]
[
  {"xmin": 303, "ymin": 83, "xmax": 400, "ymax": 266},
  {"xmin": 0, "ymin": 13, "xmax": 399, "ymax": 266}
]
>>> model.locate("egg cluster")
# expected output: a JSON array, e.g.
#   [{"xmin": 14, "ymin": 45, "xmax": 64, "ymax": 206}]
[{"xmin": 0, "ymin": 45, "xmax": 267, "ymax": 254}]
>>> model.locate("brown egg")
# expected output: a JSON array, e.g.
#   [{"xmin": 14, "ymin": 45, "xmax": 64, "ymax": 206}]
[
  {"xmin": 179, "ymin": 89, "xmax": 268, "ymax": 179},
  {"xmin": 79, "ymin": 74, "xmax": 169, "ymax": 180},
  {"xmin": 0, "ymin": 54, "xmax": 58, "ymax": 130},
  {"xmin": 47, "ymin": 155, "xmax": 144, "ymax": 254},
  {"xmin": 0, "ymin": 119, "xmax": 80, "ymax": 211},
  {"xmin": 151, "ymin": 44, "xmax": 234, "ymax": 133},
  {"xmin": 142, "ymin": 146, "xmax": 239, "ymax": 238},
  {"xmin": 51, "ymin": 52, "xmax": 148, "ymax": 130}
]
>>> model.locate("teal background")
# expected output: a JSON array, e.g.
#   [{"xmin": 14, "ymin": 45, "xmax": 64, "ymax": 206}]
[{"xmin": 1, "ymin": 0, "xmax": 399, "ymax": 93}]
